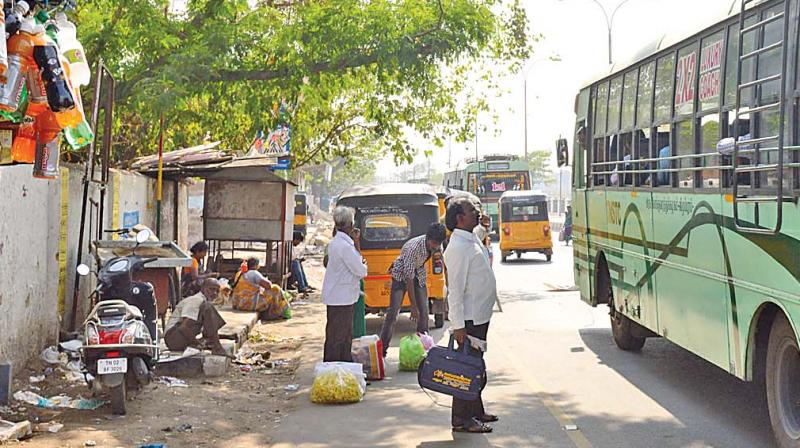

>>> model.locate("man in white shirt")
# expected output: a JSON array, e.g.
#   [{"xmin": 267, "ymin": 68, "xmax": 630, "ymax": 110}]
[
  {"xmin": 443, "ymin": 198, "xmax": 498, "ymax": 433},
  {"xmin": 321, "ymin": 206, "xmax": 368, "ymax": 362}
]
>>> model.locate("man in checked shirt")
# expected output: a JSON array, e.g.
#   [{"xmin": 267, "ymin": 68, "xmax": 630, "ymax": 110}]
[{"xmin": 379, "ymin": 222, "xmax": 447, "ymax": 358}]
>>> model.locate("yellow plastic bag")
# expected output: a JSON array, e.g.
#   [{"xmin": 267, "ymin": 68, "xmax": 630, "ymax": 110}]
[{"xmin": 310, "ymin": 362, "xmax": 366, "ymax": 404}]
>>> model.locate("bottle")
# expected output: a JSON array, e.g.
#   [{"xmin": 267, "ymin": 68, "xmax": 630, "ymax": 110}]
[
  {"xmin": 33, "ymin": 33, "xmax": 76, "ymax": 115},
  {"xmin": 55, "ymin": 12, "xmax": 89, "ymax": 87},
  {"xmin": 4, "ymin": 1, "xmax": 29, "ymax": 39},
  {"xmin": 33, "ymin": 133, "xmax": 60, "ymax": 180},
  {"xmin": 6, "ymin": 17, "xmax": 47, "ymax": 116},
  {"xmin": 11, "ymin": 121, "xmax": 35, "ymax": 163},
  {"xmin": 63, "ymin": 88, "xmax": 93, "ymax": 149}
]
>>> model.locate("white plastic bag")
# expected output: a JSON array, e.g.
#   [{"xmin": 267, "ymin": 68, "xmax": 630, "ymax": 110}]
[{"xmin": 311, "ymin": 362, "xmax": 366, "ymax": 404}]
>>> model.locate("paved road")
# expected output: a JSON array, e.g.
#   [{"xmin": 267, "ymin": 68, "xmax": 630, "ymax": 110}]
[{"xmin": 272, "ymin": 237, "xmax": 776, "ymax": 448}]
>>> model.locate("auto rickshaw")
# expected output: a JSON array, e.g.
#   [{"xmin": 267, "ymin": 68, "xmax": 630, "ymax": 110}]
[
  {"xmin": 337, "ymin": 183, "xmax": 447, "ymax": 328},
  {"xmin": 498, "ymin": 190, "xmax": 553, "ymax": 262},
  {"xmin": 294, "ymin": 193, "xmax": 308, "ymax": 236}
]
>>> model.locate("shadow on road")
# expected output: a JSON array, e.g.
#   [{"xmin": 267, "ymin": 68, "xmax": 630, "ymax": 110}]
[{"xmin": 578, "ymin": 327, "xmax": 775, "ymax": 448}]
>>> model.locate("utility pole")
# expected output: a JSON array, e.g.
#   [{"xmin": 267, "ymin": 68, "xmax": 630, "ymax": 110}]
[{"xmin": 559, "ymin": 0, "xmax": 634, "ymax": 65}]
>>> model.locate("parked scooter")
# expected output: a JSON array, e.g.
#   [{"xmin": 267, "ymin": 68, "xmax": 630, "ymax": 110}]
[{"xmin": 77, "ymin": 229, "xmax": 159, "ymax": 415}]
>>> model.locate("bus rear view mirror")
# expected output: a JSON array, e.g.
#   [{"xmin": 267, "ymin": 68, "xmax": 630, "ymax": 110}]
[{"xmin": 556, "ymin": 138, "xmax": 569, "ymax": 167}]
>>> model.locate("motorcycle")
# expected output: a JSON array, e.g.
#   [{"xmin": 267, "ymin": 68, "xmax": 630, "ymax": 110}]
[{"xmin": 76, "ymin": 229, "xmax": 159, "ymax": 415}]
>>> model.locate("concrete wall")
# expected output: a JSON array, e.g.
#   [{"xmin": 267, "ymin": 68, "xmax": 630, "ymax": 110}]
[
  {"xmin": 0, "ymin": 164, "xmax": 187, "ymax": 371},
  {"xmin": 0, "ymin": 165, "xmax": 61, "ymax": 369}
]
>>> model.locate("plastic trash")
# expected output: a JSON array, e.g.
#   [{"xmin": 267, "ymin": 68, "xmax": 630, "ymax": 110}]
[
  {"xmin": 156, "ymin": 376, "xmax": 187, "ymax": 388},
  {"xmin": 418, "ymin": 332, "xmax": 435, "ymax": 352},
  {"xmin": 40, "ymin": 346, "xmax": 62, "ymax": 365},
  {"xmin": 351, "ymin": 335, "xmax": 385, "ymax": 380},
  {"xmin": 310, "ymin": 362, "xmax": 366, "ymax": 404},
  {"xmin": 29, "ymin": 375, "xmax": 44, "ymax": 383},
  {"xmin": 284, "ymin": 384, "xmax": 299, "ymax": 392},
  {"xmin": 59, "ymin": 339, "xmax": 83, "ymax": 352},
  {"xmin": 13, "ymin": 391, "xmax": 104, "ymax": 410},
  {"xmin": 399, "ymin": 334, "xmax": 425, "ymax": 371}
]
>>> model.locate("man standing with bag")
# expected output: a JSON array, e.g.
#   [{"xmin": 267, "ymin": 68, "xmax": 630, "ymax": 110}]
[{"xmin": 443, "ymin": 198, "xmax": 498, "ymax": 433}]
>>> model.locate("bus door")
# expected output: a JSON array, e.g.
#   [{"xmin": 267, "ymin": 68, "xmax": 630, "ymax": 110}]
[{"xmin": 572, "ymin": 89, "xmax": 594, "ymax": 304}]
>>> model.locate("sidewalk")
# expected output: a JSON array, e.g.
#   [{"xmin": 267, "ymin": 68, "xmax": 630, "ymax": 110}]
[{"xmin": 269, "ymin": 316, "xmax": 571, "ymax": 448}]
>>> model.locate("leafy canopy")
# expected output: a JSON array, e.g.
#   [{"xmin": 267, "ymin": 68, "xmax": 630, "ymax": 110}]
[{"xmin": 74, "ymin": 0, "xmax": 531, "ymax": 166}]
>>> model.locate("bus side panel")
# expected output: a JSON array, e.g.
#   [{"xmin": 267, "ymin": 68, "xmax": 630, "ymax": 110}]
[
  {"xmin": 616, "ymin": 190, "xmax": 659, "ymax": 332},
  {"xmin": 652, "ymin": 191, "xmax": 731, "ymax": 371},
  {"xmin": 573, "ymin": 189, "xmax": 592, "ymax": 304},
  {"xmin": 585, "ymin": 189, "xmax": 608, "ymax": 304},
  {"xmin": 721, "ymin": 198, "xmax": 800, "ymax": 378}
]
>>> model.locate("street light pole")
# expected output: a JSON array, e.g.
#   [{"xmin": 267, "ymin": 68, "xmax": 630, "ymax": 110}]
[{"xmin": 560, "ymin": 0, "xmax": 634, "ymax": 65}]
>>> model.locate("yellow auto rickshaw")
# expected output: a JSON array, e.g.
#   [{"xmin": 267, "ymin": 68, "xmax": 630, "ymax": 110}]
[
  {"xmin": 498, "ymin": 190, "xmax": 553, "ymax": 262},
  {"xmin": 294, "ymin": 193, "xmax": 308, "ymax": 236},
  {"xmin": 337, "ymin": 183, "xmax": 447, "ymax": 328}
]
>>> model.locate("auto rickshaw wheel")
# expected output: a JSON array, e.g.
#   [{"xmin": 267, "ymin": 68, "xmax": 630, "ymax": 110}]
[
  {"xmin": 546, "ymin": 253, "xmax": 552, "ymax": 262},
  {"xmin": 516, "ymin": 251, "xmax": 522, "ymax": 259},
  {"xmin": 434, "ymin": 313, "xmax": 444, "ymax": 329}
]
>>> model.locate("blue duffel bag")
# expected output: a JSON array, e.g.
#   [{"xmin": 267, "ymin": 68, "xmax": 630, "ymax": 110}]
[{"xmin": 417, "ymin": 335, "xmax": 486, "ymax": 401}]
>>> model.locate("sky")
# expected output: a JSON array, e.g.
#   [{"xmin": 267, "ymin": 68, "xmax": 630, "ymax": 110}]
[{"xmin": 380, "ymin": 0, "xmax": 742, "ymax": 175}]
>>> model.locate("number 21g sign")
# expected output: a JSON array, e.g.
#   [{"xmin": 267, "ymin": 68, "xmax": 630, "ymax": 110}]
[{"xmin": 675, "ymin": 51, "xmax": 697, "ymax": 114}]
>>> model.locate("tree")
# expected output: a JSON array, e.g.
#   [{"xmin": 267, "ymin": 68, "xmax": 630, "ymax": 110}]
[
  {"xmin": 526, "ymin": 150, "xmax": 555, "ymax": 186},
  {"xmin": 73, "ymin": 0, "xmax": 531, "ymax": 166}
]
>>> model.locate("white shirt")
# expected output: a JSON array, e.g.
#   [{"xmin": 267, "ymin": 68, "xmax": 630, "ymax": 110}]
[
  {"xmin": 292, "ymin": 244, "xmax": 302, "ymax": 260},
  {"xmin": 321, "ymin": 232, "xmax": 368, "ymax": 306},
  {"xmin": 443, "ymin": 228, "xmax": 497, "ymax": 329}
]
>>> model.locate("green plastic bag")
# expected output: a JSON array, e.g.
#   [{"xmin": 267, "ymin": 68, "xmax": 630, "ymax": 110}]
[{"xmin": 399, "ymin": 334, "xmax": 425, "ymax": 371}]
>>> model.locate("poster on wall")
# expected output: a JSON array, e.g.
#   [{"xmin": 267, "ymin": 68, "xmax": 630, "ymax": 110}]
[{"xmin": 123, "ymin": 210, "xmax": 140, "ymax": 228}]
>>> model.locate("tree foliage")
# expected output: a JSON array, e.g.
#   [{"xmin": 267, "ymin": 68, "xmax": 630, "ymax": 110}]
[
  {"xmin": 526, "ymin": 150, "xmax": 554, "ymax": 185},
  {"xmin": 74, "ymin": 0, "xmax": 532, "ymax": 166}
]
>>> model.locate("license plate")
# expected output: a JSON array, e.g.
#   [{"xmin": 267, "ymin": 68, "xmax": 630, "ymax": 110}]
[{"xmin": 97, "ymin": 358, "xmax": 127, "ymax": 374}]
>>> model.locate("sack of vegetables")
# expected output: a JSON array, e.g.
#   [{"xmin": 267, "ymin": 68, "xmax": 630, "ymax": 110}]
[{"xmin": 310, "ymin": 362, "xmax": 366, "ymax": 404}]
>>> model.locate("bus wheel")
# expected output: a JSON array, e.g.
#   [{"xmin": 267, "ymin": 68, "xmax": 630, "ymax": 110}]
[
  {"xmin": 610, "ymin": 304, "xmax": 645, "ymax": 352},
  {"xmin": 434, "ymin": 313, "xmax": 444, "ymax": 329},
  {"xmin": 766, "ymin": 314, "xmax": 800, "ymax": 448}
]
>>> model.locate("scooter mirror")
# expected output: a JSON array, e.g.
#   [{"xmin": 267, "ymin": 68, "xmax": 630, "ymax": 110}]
[
  {"xmin": 135, "ymin": 229, "xmax": 152, "ymax": 244},
  {"xmin": 76, "ymin": 264, "xmax": 91, "ymax": 276}
]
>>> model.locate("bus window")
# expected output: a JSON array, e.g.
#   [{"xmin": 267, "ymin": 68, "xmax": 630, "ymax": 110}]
[
  {"xmin": 608, "ymin": 77, "xmax": 623, "ymax": 134},
  {"xmin": 733, "ymin": 16, "xmax": 758, "ymax": 106},
  {"xmin": 621, "ymin": 71, "xmax": 637, "ymax": 130},
  {"xmin": 636, "ymin": 62, "xmax": 654, "ymax": 127},
  {"xmin": 634, "ymin": 129, "xmax": 652, "ymax": 186},
  {"xmin": 655, "ymin": 53, "xmax": 676, "ymax": 123},
  {"xmin": 675, "ymin": 43, "xmax": 698, "ymax": 117},
  {"xmin": 700, "ymin": 114, "xmax": 721, "ymax": 188},
  {"xmin": 757, "ymin": 5, "xmax": 786, "ymax": 190},
  {"xmin": 594, "ymin": 82, "xmax": 609, "ymax": 136},
  {"xmin": 675, "ymin": 120, "xmax": 695, "ymax": 188},
  {"xmin": 655, "ymin": 124, "xmax": 671, "ymax": 187},
  {"xmin": 727, "ymin": 113, "xmax": 752, "ymax": 187},
  {"xmin": 699, "ymin": 31, "xmax": 724, "ymax": 112},
  {"xmin": 759, "ymin": 5, "xmax": 783, "ymax": 102},
  {"xmin": 593, "ymin": 137, "xmax": 608, "ymax": 186}
]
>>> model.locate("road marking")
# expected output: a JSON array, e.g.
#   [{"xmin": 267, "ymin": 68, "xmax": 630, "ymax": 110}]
[{"xmin": 494, "ymin": 338, "xmax": 593, "ymax": 448}]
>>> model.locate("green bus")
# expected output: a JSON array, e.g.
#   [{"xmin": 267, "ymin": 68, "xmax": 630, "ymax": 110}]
[
  {"xmin": 571, "ymin": 1, "xmax": 800, "ymax": 445},
  {"xmin": 443, "ymin": 155, "xmax": 531, "ymax": 233}
]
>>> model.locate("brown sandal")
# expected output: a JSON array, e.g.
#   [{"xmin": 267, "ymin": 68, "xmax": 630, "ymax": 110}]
[{"xmin": 478, "ymin": 414, "xmax": 499, "ymax": 423}]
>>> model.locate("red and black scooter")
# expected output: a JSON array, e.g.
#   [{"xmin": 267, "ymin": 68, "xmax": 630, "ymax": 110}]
[{"xmin": 77, "ymin": 229, "xmax": 159, "ymax": 415}]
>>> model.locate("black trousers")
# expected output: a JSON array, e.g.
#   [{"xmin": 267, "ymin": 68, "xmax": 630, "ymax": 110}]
[
  {"xmin": 452, "ymin": 320, "xmax": 489, "ymax": 427},
  {"xmin": 324, "ymin": 304, "xmax": 355, "ymax": 362}
]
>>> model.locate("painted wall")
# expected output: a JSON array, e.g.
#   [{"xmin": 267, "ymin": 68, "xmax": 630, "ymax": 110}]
[{"xmin": 0, "ymin": 164, "xmax": 187, "ymax": 371}]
